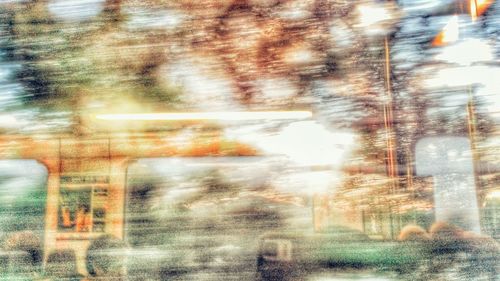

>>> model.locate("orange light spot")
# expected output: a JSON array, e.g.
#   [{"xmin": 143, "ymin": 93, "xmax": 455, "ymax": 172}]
[
  {"xmin": 471, "ymin": 0, "xmax": 495, "ymax": 21},
  {"xmin": 432, "ymin": 15, "xmax": 459, "ymax": 47}
]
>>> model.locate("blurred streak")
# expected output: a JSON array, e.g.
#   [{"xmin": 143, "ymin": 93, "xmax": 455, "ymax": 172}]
[
  {"xmin": 434, "ymin": 39, "xmax": 493, "ymax": 65},
  {"xmin": 357, "ymin": 4, "xmax": 391, "ymax": 27},
  {"xmin": 432, "ymin": 15, "xmax": 459, "ymax": 46},
  {"xmin": 355, "ymin": 2, "xmax": 400, "ymax": 37},
  {"xmin": 423, "ymin": 65, "xmax": 500, "ymax": 89},
  {"xmin": 0, "ymin": 114, "xmax": 17, "ymax": 128},
  {"xmin": 48, "ymin": 0, "xmax": 105, "ymax": 22},
  {"xmin": 486, "ymin": 189, "xmax": 500, "ymax": 199},
  {"xmin": 471, "ymin": 0, "xmax": 495, "ymax": 21},
  {"xmin": 95, "ymin": 111, "xmax": 312, "ymax": 121},
  {"xmin": 226, "ymin": 121, "xmax": 356, "ymax": 167},
  {"xmin": 383, "ymin": 36, "xmax": 397, "ymax": 193},
  {"xmin": 124, "ymin": 8, "xmax": 188, "ymax": 31}
]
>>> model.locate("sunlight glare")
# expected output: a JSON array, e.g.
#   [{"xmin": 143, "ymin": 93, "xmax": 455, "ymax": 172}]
[
  {"xmin": 432, "ymin": 15, "xmax": 459, "ymax": 46},
  {"xmin": 96, "ymin": 111, "xmax": 312, "ymax": 121}
]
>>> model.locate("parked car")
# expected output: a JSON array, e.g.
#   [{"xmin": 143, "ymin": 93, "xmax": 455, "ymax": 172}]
[{"xmin": 255, "ymin": 228, "xmax": 428, "ymax": 281}]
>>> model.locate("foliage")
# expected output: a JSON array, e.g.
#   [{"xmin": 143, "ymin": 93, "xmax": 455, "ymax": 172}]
[{"xmin": 2, "ymin": 0, "xmax": 180, "ymax": 113}]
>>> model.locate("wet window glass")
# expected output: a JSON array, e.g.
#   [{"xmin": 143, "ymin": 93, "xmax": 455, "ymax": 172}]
[{"xmin": 0, "ymin": 0, "xmax": 499, "ymax": 280}]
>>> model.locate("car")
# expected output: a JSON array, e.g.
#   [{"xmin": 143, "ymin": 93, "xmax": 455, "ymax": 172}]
[{"xmin": 255, "ymin": 228, "xmax": 428, "ymax": 281}]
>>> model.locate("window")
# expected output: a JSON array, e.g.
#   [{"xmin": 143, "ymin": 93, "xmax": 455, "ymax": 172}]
[{"xmin": 57, "ymin": 175, "xmax": 109, "ymax": 233}]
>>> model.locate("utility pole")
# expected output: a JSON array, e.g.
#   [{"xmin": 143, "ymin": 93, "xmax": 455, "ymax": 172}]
[{"xmin": 383, "ymin": 36, "xmax": 398, "ymax": 194}]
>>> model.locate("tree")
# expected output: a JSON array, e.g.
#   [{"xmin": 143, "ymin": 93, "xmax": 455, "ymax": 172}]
[{"xmin": 1, "ymin": 0, "xmax": 181, "ymax": 132}]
